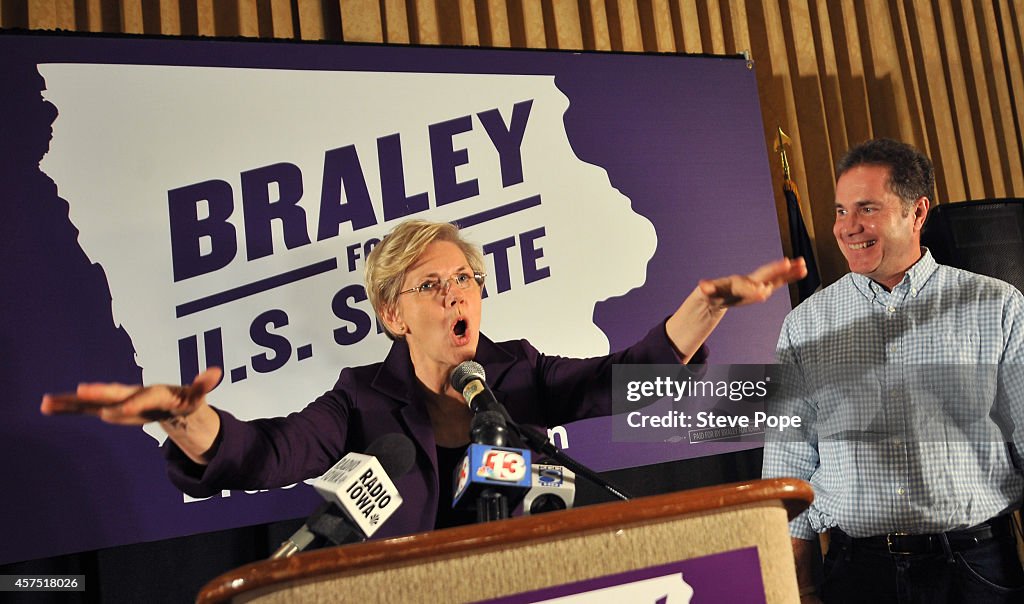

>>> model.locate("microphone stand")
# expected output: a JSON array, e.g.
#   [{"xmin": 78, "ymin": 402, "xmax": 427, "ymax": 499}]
[
  {"xmin": 510, "ymin": 421, "xmax": 632, "ymax": 502},
  {"xmin": 270, "ymin": 502, "xmax": 360, "ymax": 559}
]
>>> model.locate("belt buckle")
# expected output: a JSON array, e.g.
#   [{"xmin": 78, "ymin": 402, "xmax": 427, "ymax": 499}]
[{"xmin": 886, "ymin": 532, "xmax": 913, "ymax": 555}]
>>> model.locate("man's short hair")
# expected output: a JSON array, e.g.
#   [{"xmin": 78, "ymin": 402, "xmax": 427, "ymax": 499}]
[
  {"xmin": 364, "ymin": 219, "xmax": 485, "ymax": 339},
  {"xmin": 836, "ymin": 138, "xmax": 935, "ymax": 212}
]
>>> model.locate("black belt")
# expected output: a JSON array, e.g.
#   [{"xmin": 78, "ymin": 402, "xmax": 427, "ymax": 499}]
[{"xmin": 829, "ymin": 516, "xmax": 1014, "ymax": 555}]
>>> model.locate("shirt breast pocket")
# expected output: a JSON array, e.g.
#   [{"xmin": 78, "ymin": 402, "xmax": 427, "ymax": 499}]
[{"xmin": 936, "ymin": 331, "xmax": 980, "ymax": 364}]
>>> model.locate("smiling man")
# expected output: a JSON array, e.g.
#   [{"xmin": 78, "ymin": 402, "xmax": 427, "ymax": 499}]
[
  {"xmin": 763, "ymin": 139, "xmax": 1024, "ymax": 603},
  {"xmin": 833, "ymin": 160, "xmax": 927, "ymax": 289}
]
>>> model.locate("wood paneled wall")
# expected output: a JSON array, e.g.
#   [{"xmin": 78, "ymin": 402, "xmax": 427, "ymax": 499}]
[{"xmin": 4, "ymin": 0, "xmax": 1023, "ymax": 284}]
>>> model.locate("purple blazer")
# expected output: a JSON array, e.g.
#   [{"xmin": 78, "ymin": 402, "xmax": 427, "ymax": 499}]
[{"xmin": 164, "ymin": 321, "xmax": 702, "ymax": 538}]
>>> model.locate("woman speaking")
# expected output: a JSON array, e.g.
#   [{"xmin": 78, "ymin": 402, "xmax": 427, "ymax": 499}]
[{"xmin": 41, "ymin": 219, "xmax": 805, "ymax": 535}]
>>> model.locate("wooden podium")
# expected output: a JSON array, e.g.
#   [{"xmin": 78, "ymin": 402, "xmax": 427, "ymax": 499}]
[{"xmin": 197, "ymin": 478, "xmax": 812, "ymax": 603}]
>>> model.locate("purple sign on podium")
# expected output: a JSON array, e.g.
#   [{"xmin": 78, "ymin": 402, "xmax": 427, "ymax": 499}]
[{"xmin": 478, "ymin": 547, "xmax": 766, "ymax": 604}]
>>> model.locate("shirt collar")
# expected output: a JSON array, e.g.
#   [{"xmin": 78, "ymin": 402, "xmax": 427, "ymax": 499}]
[
  {"xmin": 849, "ymin": 247, "xmax": 938, "ymax": 301},
  {"xmin": 371, "ymin": 332, "xmax": 517, "ymax": 404}
]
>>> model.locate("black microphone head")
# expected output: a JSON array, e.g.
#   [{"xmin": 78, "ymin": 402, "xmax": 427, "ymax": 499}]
[
  {"xmin": 365, "ymin": 433, "xmax": 416, "ymax": 478},
  {"xmin": 307, "ymin": 508, "xmax": 358, "ymax": 546},
  {"xmin": 451, "ymin": 360, "xmax": 486, "ymax": 392},
  {"xmin": 470, "ymin": 410, "xmax": 510, "ymax": 446},
  {"xmin": 530, "ymin": 493, "xmax": 568, "ymax": 514}
]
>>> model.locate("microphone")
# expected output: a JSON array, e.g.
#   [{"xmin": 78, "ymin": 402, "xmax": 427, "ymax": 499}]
[
  {"xmin": 271, "ymin": 433, "xmax": 415, "ymax": 559},
  {"xmin": 470, "ymin": 409, "xmax": 515, "ymax": 448},
  {"xmin": 450, "ymin": 363, "xmax": 532, "ymax": 522},
  {"xmin": 450, "ymin": 361, "xmax": 512, "ymax": 419},
  {"xmin": 451, "ymin": 361, "xmax": 634, "ymax": 502},
  {"xmin": 523, "ymin": 464, "xmax": 576, "ymax": 515},
  {"xmin": 451, "ymin": 441, "xmax": 532, "ymax": 521}
]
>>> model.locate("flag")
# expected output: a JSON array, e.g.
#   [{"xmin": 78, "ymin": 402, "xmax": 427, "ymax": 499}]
[
  {"xmin": 783, "ymin": 179, "xmax": 821, "ymax": 302},
  {"xmin": 775, "ymin": 128, "xmax": 821, "ymax": 303}
]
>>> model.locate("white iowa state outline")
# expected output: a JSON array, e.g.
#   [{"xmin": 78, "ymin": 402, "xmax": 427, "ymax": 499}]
[{"xmin": 39, "ymin": 63, "xmax": 657, "ymax": 444}]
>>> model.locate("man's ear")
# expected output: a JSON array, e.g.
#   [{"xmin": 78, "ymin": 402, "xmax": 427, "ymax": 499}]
[{"xmin": 912, "ymin": 196, "xmax": 930, "ymax": 232}]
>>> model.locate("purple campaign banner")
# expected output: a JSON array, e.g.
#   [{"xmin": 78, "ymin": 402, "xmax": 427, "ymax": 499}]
[
  {"xmin": 478, "ymin": 547, "xmax": 766, "ymax": 603},
  {"xmin": 0, "ymin": 31, "xmax": 789, "ymax": 564}
]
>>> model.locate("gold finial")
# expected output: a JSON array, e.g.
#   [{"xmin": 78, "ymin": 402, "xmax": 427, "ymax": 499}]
[{"xmin": 773, "ymin": 127, "xmax": 792, "ymax": 181}]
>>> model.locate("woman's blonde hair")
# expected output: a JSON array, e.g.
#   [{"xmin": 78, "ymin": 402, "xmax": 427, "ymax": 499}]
[{"xmin": 364, "ymin": 219, "xmax": 485, "ymax": 338}]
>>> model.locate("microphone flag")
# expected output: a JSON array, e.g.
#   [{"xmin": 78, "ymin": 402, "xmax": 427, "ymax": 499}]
[
  {"xmin": 312, "ymin": 453, "xmax": 404, "ymax": 537},
  {"xmin": 452, "ymin": 443, "xmax": 532, "ymax": 509}
]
